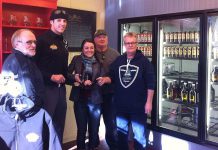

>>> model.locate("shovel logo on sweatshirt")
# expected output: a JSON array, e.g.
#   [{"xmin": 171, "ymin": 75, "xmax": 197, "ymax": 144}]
[{"xmin": 119, "ymin": 64, "xmax": 139, "ymax": 88}]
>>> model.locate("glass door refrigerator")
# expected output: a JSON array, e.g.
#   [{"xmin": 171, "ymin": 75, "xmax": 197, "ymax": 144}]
[
  {"xmin": 118, "ymin": 18, "xmax": 155, "ymax": 125},
  {"xmin": 206, "ymin": 13, "xmax": 218, "ymax": 145},
  {"xmin": 157, "ymin": 15, "xmax": 202, "ymax": 139}
]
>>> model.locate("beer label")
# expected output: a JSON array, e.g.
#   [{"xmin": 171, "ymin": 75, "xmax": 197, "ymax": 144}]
[
  {"xmin": 182, "ymin": 32, "xmax": 186, "ymax": 42},
  {"xmin": 183, "ymin": 47, "xmax": 187, "ymax": 58},
  {"xmin": 194, "ymin": 31, "xmax": 199, "ymax": 42},
  {"xmin": 192, "ymin": 46, "xmax": 197, "ymax": 58},
  {"xmin": 171, "ymin": 47, "xmax": 174, "ymax": 57},
  {"xmin": 190, "ymin": 32, "xmax": 195, "ymax": 42},
  {"xmin": 165, "ymin": 32, "xmax": 169, "ymax": 42},
  {"xmin": 188, "ymin": 47, "xmax": 192, "ymax": 58},
  {"xmin": 164, "ymin": 47, "xmax": 167, "ymax": 57},
  {"xmin": 175, "ymin": 47, "xmax": 179, "ymax": 57},
  {"xmin": 167, "ymin": 47, "xmax": 171, "ymax": 57},
  {"xmin": 178, "ymin": 32, "xmax": 182, "ymax": 42},
  {"xmin": 170, "ymin": 32, "xmax": 174, "ymax": 42},
  {"xmin": 186, "ymin": 32, "xmax": 190, "ymax": 42},
  {"xmin": 179, "ymin": 47, "xmax": 183, "ymax": 58},
  {"xmin": 174, "ymin": 32, "xmax": 178, "ymax": 42}
]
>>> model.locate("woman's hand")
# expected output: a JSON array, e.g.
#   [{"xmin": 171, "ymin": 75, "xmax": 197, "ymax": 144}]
[{"xmin": 83, "ymin": 80, "xmax": 92, "ymax": 86}]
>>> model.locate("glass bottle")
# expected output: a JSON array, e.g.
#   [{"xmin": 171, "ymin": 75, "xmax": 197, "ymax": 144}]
[
  {"xmin": 181, "ymin": 82, "xmax": 188, "ymax": 102},
  {"xmin": 211, "ymin": 65, "xmax": 218, "ymax": 82},
  {"xmin": 211, "ymin": 85, "xmax": 215, "ymax": 103},
  {"xmin": 162, "ymin": 79, "xmax": 168, "ymax": 98},
  {"xmin": 167, "ymin": 81, "xmax": 173, "ymax": 100},
  {"xmin": 189, "ymin": 83, "xmax": 196, "ymax": 103}
]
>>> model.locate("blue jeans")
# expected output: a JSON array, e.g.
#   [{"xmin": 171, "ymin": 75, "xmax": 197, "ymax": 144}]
[
  {"xmin": 116, "ymin": 112, "xmax": 147, "ymax": 150},
  {"xmin": 74, "ymin": 100, "xmax": 102, "ymax": 149},
  {"xmin": 102, "ymin": 94, "xmax": 118, "ymax": 150}
]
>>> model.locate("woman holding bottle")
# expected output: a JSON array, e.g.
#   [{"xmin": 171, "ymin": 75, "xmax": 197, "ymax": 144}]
[{"xmin": 68, "ymin": 39, "xmax": 104, "ymax": 150}]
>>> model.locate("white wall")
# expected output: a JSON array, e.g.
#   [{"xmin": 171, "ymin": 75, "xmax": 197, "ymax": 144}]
[
  {"xmin": 57, "ymin": 0, "xmax": 105, "ymax": 143},
  {"xmin": 105, "ymin": 0, "xmax": 218, "ymax": 49}
]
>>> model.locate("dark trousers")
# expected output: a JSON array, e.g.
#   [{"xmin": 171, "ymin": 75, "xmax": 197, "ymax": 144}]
[
  {"xmin": 116, "ymin": 112, "xmax": 147, "ymax": 150},
  {"xmin": 44, "ymin": 85, "xmax": 67, "ymax": 143},
  {"xmin": 74, "ymin": 100, "xmax": 102, "ymax": 149},
  {"xmin": 102, "ymin": 94, "xmax": 118, "ymax": 150}
]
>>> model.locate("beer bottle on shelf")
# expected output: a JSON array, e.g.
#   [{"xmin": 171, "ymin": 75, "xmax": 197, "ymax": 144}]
[
  {"xmin": 186, "ymin": 31, "xmax": 190, "ymax": 42},
  {"xmin": 192, "ymin": 46, "xmax": 197, "ymax": 59},
  {"xmin": 211, "ymin": 65, "xmax": 218, "ymax": 82},
  {"xmin": 167, "ymin": 81, "xmax": 173, "ymax": 100},
  {"xmin": 165, "ymin": 32, "xmax": 170, "ymax": 42},
  {"xmin": 163, "ymin": 47, "xmax": 168, "ymax": 57},
  {"xmin": 171, "ymin": 47, "xmax": 175, "ymax": 58},
  {"xmin": 178, "ymin": 32, "xmax": 182, "ymax": 43},
  {"xmin": 162, "ymin": 79, "xmax": 168, "ymax": 98},
  {"xmin": 194, "ymin": 31, "xmax": 199, "ymax": 43},
  {"xmin": 174, "ymin": 32, "xmax": 178, "ymax": 43},
  {"xmin": 174, "ymin": 46, "xmax": 179, "ymax": 58},
  {"xmin": 181, "ymin": 82, "xmax": 188, "ymax": 102},
  {"xmin": 190, "ymin": 31, "xmax": 195, "ymax": 42},
  {"xmin": 195, "ymin": 82, "xmax": 199, "ymax": 103},
  {"xmin": 170, "ymin": 32, "xmax": 174, "ymax": 43},
  {"xmin": 211, "ymin": 85, "xmax": 215, "ymax": 102},
  {"xmin": 187, "ymin": 46, "xmax": 192, "ymax": 58},
  {"xmin": 167, "ymin": 47, "xmax": 171, "ymax": 58},
  {"xmin": 179, "ymin": 46, "xmax": 183, "ymax": 58},
  {"xmin": 197, "ymin": 46, "xmax": 200, "ymax": 58},
  {"xmin": 178, "ymin": 80, "xmax": 184, "ymax": 100},
  {"xmin": 189, "ymin": 83, "xmax": 197, "ymax": 103},
  {"xmin": 144, "ymin": 32, "xmax": 148, "ymax": 42},
  {"xmin": 181, "ymin": 32, "xmax": 186, "ymax": 42},
  {"xmin": 172, "ymin": 80, "xmax": 178, "ymax": 100},
  {"xmin": 183, "ymin": 47, "xmax": 187, "ymax": 58}
]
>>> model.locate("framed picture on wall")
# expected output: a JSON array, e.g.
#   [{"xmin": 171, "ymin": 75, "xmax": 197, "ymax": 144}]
[{"xmin": 58, "ymin": 7, "xmax": 96, "ymax": 52}]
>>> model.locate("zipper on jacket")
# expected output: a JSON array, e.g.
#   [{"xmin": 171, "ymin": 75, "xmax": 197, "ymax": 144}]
[{"xmin": 15, "ymin": 114, "xmax": 19, "ymax": 150}]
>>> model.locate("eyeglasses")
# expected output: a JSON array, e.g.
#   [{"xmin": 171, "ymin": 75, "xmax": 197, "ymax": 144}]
[
  {"xmin": 18, "ymin": 40, "xmax": 37, "ymax": 46},
  {"xmin": 54, "ymin": 10, "xmax": 66, "ymax": 15},
  {"xmin": 124, "ymin": 42, "xmax": 137, "ymax": 46}
]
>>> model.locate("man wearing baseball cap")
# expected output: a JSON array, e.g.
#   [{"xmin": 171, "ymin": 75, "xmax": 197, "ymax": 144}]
[
  {"xmin": 34, "ymin": 9, "xmax": 69, "ymax": 143},
  {"xmin": 94, "ymin": 29, "xmax": 120, "ymax": 149}
]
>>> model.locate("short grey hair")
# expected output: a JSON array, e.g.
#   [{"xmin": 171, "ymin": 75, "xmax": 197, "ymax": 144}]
[
  {"xmin": 11, "ymin": 29, "xmax": 34, "ymax": 48},
  {"xmin": 123, "ymin": 32, "xmax": 138, "ymax": 41}
]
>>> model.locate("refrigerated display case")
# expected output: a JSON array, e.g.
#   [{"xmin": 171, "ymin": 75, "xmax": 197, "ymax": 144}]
[
  {"xmin": 206, "ymin": 14, "xmax": 218, "ymax": 144},
  {"xmin": 118, "ymin": 19, "xmax": 154, "ymax": 124},
  {"xmin": 157, "ymin": 16, "xmax": 201, "ymax": 137}
]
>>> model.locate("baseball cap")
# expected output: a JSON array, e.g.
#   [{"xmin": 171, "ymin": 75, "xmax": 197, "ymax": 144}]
[
  {"xmin": 50, "ymin": 9, "xmax": 68, "ymax": 20},
  {"xmin": 94, "ymin": 29, "xmax": 107, "ymax": 38}
]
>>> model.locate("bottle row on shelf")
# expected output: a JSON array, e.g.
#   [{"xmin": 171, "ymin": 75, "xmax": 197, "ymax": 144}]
[
  {"xmin": 163, "ymin": 31, "xmax": 199, "ymax": 43},
  {"xmin": 138, "ymin": 46, "xmax": 152, "ymax": 57},
  {"xmin": 163, "ymin": 46, "xmax": 199, "ymax": 59},
  {"xmin": 137, "ymin": 32, "xmax": 152, "ymax": 43},
  {"xmin": 163, "ymin": 79, "xmax": 199, "ymax": 104}
]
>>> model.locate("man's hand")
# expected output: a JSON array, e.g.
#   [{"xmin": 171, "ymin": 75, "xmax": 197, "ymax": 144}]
[
  {"xmin": 145, "ymin": 101, "xmax": 152, "ymax": 114},
  {"xmin": 51, "ymin": 74, "xmax": 65, "ymax": 84}
]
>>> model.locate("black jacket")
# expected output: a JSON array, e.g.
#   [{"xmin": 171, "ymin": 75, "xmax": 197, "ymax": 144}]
[
  {"xmin": 35, "ymin": 30, "xmax": 69, "ymax": 86},
  {"xmin": 2, "ymin": 49, "xmax": 45, "ymax": 107},
  {"xmin": 68, "ymin": 55, "xmax": 104, "ymax": 104}
]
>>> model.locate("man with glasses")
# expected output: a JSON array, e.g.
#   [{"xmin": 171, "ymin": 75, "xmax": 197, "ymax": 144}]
[
  {"xmin": 106, "ymin": 32, "xmax": 155, "ymax": 150},
  {"xmin": 2, "ymin": 29, "xmax": 45, "ymax": 107},
  {"xmin": 34, "ymin": 9, "xmax": 69, "ymax": 143},
  {"xmin": 1, "ymin": 29, "xmax": 62, "ymax": 150},
  {"xmin": 94, "ymin": 29, "xmax": 120, "ymax": 150}
]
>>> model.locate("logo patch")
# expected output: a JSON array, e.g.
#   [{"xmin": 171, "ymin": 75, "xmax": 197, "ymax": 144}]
[
  {"xmin": 26, "ymin": 132, "xmax": 40, "ymax": 142},
  {"xmin": 50, "ymin": 44, "xmax": 58, "ymax": 50},
  {"xmin": 119, "ymin": 64, "xmax": 139, "ymax": 88}
]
